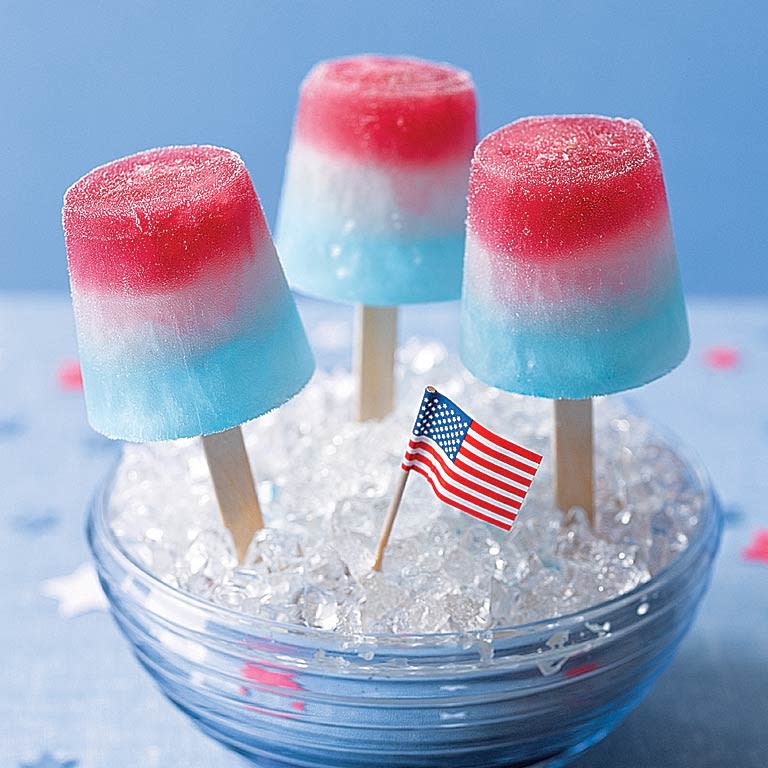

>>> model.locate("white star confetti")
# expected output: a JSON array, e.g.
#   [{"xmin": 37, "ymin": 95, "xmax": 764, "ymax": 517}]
[{"xmin": 41, "ymin": 562, "xmax": 108, "ymax": 618}]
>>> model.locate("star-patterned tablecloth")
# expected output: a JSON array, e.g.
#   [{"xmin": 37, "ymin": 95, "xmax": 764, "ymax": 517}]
[{"xmin": 1, "ymin": 293, "xmax": 766, "ymax": 768}]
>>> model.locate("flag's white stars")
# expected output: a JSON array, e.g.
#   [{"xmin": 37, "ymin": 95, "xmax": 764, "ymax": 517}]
[{"xmin": 41, "ymin": 562, "xmax": 108, "ymax": 618}]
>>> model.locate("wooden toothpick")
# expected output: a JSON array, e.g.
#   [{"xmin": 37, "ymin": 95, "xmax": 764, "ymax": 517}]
[
  {"xmin": 202, "ymin": 425, "xmax": 264, "ymax": 563},
  {"xmin": 354, "ymin": 304, "xmax": 398, "ymax": 421},
  {"xmin": 372, "ymin": 385, "xmax": 439, "ymax": 571},
  {"xmin": 372, "ymin": 469, "xmax": 410, "ymax": 572},
  {"xmin": 553, "ymin": 398, "xmax": 594, "ymax": 525}
]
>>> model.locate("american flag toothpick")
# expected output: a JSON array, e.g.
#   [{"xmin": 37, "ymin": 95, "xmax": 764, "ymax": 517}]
[{"xmin": 373, "ymin": 386, "xmax": 543, "ymax": 571}]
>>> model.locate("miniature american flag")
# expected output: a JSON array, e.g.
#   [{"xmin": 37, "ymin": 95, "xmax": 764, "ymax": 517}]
[{"xmin": 402, "ymin": 387, "xmax": 543, "ymax": 531}]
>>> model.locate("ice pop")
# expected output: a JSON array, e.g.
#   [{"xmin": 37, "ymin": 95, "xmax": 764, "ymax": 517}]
[
  {"xmin": 276, "ymin": 55, "xmax": 476, "ymax": 420},
  {"xmin": 275, "ymin": 54, "xmax": 477, "ymax": 306},
  {"xmin": 461, "ymin": 115, "xmax": 689, "ymax": 399},
  {"xmin": 63, "ymin": 145, "xmax": 314, "ymax": 442},
  {"xmin": 460, "ymin": 115, "xmax": 689, "ymax": 521}
]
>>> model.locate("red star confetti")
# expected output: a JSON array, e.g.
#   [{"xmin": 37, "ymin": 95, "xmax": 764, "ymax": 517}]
[
  {"xmin": 565, "ymin": 661, "xmax": 599, "ymax": 678},
  {"xmin": 242, "ymin": 662, "xmax": 302, "ymax": 691},
  {"xmin": 703, "ymin": 346, "xmax": 740, "ymax": 370},
  {"xmin": 57, "ymin": 359, "xmax": 83, "ymax": 391},
  {"xmin": 241, "ymin": 662, "xmax": 305, "ymax": 715},
  {"xmin": 742, "ymin": 529, "xmax": 768, "ymax": 565}
]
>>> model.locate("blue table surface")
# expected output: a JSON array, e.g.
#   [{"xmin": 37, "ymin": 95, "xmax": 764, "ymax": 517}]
[{"xmin": 1, "ymin": 293, "xmax": 766, "ymax": 768}]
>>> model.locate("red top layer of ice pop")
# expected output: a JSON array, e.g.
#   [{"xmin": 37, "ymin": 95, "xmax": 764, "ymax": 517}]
[
  {"xmin": 63, "ymin": 146, "xmax": 266, "ymax": 291},
  {"xmin": 294, "ymin": 55, "xmax": 476, "ymax": 165},
  {"xmin": 468, "ymin": 116, "xmax": 670, "ymax": 259}
]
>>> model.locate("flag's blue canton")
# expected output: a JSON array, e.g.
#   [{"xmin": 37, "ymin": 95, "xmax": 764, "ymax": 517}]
[{"xmin": 412, "ymin": 390, "xmax": 472, "ymax": 461}]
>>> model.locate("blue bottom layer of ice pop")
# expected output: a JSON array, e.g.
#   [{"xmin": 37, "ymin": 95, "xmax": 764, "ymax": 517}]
[
  {"xmin": 460, "ymin": 282, "xmax": 690, "ymax": 399},
  {"xmin": 276, "ymin": 224, "xmax": 465, "ymax": 306},
  {"xmin": 80, "ymin": 296, "xmax": 315, "ymax": 441}
]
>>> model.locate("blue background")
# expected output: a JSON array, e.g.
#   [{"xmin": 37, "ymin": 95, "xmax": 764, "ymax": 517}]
[{"xmin": 1, "ymin": 1, "xmax": 766, "ymax": 294}]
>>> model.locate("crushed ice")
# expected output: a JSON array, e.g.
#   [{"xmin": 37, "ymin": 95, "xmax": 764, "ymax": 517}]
[{"xmin": 109, "ymin": 340, "xmax": 704, "ymax": 634}]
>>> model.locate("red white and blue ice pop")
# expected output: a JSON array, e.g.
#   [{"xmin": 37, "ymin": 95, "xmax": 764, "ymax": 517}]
[
  {"xmin": 63, "ymin": 145, "xmax": 314, "ymax": 441},
  {"xmin": 276, "ymin": 55, "xmax": 477, "ymax": 306},
  {"xmin": 461, "ymin": 116, "xmax": 689, "ymax": 398}
]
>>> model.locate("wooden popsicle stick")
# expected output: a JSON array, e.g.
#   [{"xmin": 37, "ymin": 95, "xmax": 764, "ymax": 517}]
[
  {"xmin": 354, "ymin": 304, "xmax": 398, "ymax": 421},
  {"xmin": 202, "ymin": 426, "xmax": 264, "ymax": 563},
  {"xmin": 553, "ymin": 398, "xmax": 594, "ymax": 526},
  {"xmin": 372, "ymin": 468, "xmax": 410, "ymax": 572}
]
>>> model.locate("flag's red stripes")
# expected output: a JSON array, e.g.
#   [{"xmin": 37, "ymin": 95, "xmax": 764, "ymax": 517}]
[
  {"xmin": 406, "ymin": 439, "xmax": 523, "ymax": 509},
  {"xmin": 470, "ymin": 421, "xmax": 544, "ymax": 464},
  {"xmin": 402, "ymin": 462, "xmax": 513, "ymax": 531},
  {"xmin": 409, "ymin": 438, "xmax": 526, "ymax": 502},
  {"xmin": 451, "ymin": 453, "xmax": 529, "ymax": 498},
  {"xmin": 455, "ymin": 448, "xmax": 533, "ymax": 489},
  {"xmin": 404, "ymin": 448, "xmax": 518, "ymax": 521},
  {"xmin": 463, "ymin": 432, "xmax": 539, "ymax": 476}
]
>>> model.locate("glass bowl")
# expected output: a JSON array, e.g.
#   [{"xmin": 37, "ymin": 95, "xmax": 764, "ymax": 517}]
[{"xmin": 88, "ymin": 437, "xmax": 721, "ymax": 768}]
